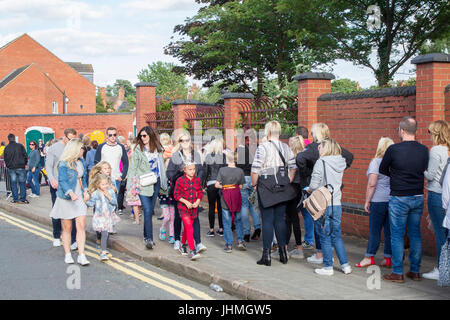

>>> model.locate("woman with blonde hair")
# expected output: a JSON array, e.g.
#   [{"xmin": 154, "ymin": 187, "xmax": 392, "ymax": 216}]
[
  {"xmin": 49, "ymin": 138, "xmax": 90, "ymax": 265},
  {"xmin": 297, "ymin": 123, "xmax": 354, "ymax": 264},
  {"xmin": 167, "ymin": 131, "xmax": 207, "ymax": 253},
  {"xmin": 356, "ymin": 137, "xmax": 394, "ymax": 268},
  {"xmin": 204, "ymin": 137, "xmax": 226, "ymax": 236},
  {"xmin": 423, "ymin": 120, "xmax": 450, "ymax": 280},
  {"xmin": 307, "ymin": 138, "xmax": 350, "ymax": 275},
  {"xmin": 251, "ymin": 121, "xmax": 297, "ymax": 266},
  {"xmin": 283, "ymin": 135, "xmax": 306, "ymax": 259}
]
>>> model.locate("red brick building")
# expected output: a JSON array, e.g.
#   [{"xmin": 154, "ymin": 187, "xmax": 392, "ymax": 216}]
[{"xmin": 0, "ymin": 34, "xmax": 135, "ymax": 143}]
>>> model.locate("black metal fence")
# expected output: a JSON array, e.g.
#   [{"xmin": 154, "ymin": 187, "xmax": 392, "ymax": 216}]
[{"xmin": 0, "ymin": 159, "xmax": 11, "ymax": 198}]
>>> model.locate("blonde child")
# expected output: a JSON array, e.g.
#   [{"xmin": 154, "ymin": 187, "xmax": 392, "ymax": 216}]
[
  {"xmin": 89, "ymin": 161, "xmax": 117, "ymax": 246},
  {"xmin": 86, "ymin": 174, "xmax": 120, "ymax": 261}
]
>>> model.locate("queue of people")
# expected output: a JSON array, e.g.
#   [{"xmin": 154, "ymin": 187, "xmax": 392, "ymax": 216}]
[{"xmin": 3, "ymin": 116, "xmax": 449, "ymax": 287}]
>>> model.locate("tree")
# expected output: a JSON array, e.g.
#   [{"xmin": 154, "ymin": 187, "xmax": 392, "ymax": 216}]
[
  {"xmin": 137, "ymin": 61, "xmax": 188, "ymax": 109},
  {"xmin": 165, "ymin": 0, "xmax": 333, "ymax": 99},
  {"xmin": 331, "ymin": 79, "xmax": 359, "ymax": 94},
  {"xmin": 279, "ymin": 0, "xmax": 449, "ymax": 86},
  {"xmin": 420, "ymin": 32, "xmax": 450, "ymax": 54},
  {"xmin": 96, "ymin": 90, "xmax": 107, "ymax": 113}
]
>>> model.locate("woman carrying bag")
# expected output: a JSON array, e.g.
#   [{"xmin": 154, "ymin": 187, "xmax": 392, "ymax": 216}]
[
  {"xmin": 127, "ymin": 126, "xmax": 168, "ymax": 250},
  {"xmin": 307, "ymin": 138, "xmax": 351, "ymax": 276},
  {"xmin": 251, "ymin": 121, "xmax": 297, "ymax": 266}
]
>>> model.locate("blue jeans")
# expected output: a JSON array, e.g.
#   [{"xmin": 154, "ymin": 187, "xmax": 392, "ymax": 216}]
[
  {"xmin": 139, "ymin": 178, "xmax": 161, "ymax": 241},
  {"xmin": 222, "ymin": 209, "xmax": 244, "ymax": 247},
  {"xmin": 301, "ymin": 208, "xmax": 315, "ymax": 245},
  {"xmin": 241, "ymin": 176, "xmax": 261, "ymax": 235},
  {"xmin": 389, "ymin": 195, "xmax": 424, "ymax": 275},
  {"xmin": 8, "ymin": 168, "xmax": 27, "ymax": 201},
  {"xmin": 115, "ymin": 179, "xmax": 122, "ymax": 193},
  {"xmin": 27, "ymin": 169, "xmax": 40, "ymax": 196},
  {"xmin": 427, "ymin": 191, "xmax": 447, "ymax": 265},
  {"xmin": 315, "ymin": 205, "xmax": 349, "ymax": 269},
  {"xmin": 366, "ymin": 202, "xmax": 391, "ymax": 258}
]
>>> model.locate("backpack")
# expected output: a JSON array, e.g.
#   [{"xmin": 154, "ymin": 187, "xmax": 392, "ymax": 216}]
[{"xmin": 303, "ymin": 160, "xmax": 334, "ymax": 222}]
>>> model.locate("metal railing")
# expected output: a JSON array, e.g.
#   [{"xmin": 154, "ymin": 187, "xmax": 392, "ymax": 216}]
[
  {"xmin": 145, "ymin": 111, "xmax": 175, "ymax": 133},
  {"xmin": 0, "ymin": 159, "xmax": 11, "ymax": 199}
]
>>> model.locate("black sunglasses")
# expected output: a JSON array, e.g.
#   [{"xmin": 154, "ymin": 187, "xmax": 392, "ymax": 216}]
[
  {"xmin": 108, "ymin": 133, "xmax": 117, "ymax": 137},
  {"xmin": 140, "ymin": 134, "xmax": 148, "ymax": 138}
]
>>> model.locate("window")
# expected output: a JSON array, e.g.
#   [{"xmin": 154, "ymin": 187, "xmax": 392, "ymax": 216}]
[{"xmin": 52, "ymin": 101, "xmax": 58, "ymax": 114}]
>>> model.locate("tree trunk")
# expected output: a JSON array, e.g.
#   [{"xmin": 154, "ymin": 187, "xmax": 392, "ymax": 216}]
[{"xmin": 256, "ymin": 68, "xmax": 263, "ymax": 100}]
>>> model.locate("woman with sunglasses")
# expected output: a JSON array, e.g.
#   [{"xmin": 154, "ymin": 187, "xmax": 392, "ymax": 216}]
[
  {"xmin": 167, "ymin": 132, "xmax": 207, "ymax": 254},
  {"xmin": 27, "ymin": 141, "xmax": 41, "ymax": 198},
  {"xmin": 127, "ymin": 127, "xmax": 168, "ymax": 249}
]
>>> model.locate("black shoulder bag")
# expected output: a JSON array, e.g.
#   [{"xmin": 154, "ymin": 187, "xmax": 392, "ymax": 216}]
[{"xmin": 257, "ymin": 141, "xmax": 297, "ymax": 208}]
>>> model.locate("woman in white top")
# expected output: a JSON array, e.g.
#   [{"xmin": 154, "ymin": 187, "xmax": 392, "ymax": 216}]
[
  {"xmin": 423, "ymin": 120, "xmax": 450, "ymax": 280},
  {"xmin": 356, "ymin": 137, "xmax": 394, "ymax": 268}
]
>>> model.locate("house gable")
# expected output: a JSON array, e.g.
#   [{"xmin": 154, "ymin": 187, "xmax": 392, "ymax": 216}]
[{"xmin": 0, "ymin": 34, "xmax": 95, "ymax": 113}]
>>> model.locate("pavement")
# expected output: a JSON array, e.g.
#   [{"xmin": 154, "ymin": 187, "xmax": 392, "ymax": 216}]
[{"xmin": 1, "ymin": 186, "xmax": 449, "ymax": 300}]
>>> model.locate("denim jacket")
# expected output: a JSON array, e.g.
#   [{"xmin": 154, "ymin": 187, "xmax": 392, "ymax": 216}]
[
  {"xmin": 56, "ymin": 159, "xmax": 88, "ymax": 200},
  {"xmin": 86, "ymin": 188, "xmax": 117, "ymax": 212}
]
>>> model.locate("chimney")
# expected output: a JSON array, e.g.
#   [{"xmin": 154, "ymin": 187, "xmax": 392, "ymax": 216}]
[
  {"xmin": 118, "ymin": 86, "xmax": 125, "ymax": 101},
  {"xmin": 99, "ymin": 87, "xmax": 106, "ymax": 106},
  {"xmin": 356, "ymin": 81, "xmax": 360, "ymax": 91}
]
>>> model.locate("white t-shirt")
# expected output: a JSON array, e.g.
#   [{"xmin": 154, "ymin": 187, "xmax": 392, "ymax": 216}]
[{"xmin": 101, "ymin": 144, "xmax": 123, "ymax": 180}]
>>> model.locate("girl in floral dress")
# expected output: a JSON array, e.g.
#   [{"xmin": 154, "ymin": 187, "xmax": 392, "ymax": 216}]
[{"xmin": 86, "ymin": 173, "xmax": 120, "ymax": 261}]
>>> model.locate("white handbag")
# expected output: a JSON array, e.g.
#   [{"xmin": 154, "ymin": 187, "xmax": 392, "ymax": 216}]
[{"xmin": 139, "ymin": 172, "xmax": 157, "ymax": 187}]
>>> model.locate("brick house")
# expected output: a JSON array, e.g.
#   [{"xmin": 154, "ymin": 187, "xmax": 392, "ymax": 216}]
[
  {"xmin": 0, "ymin": 34, "xmax": 135, "ymax": 143},
  {"xmin": 0, "ymin": 33, "xmax": 96, "ymax": 114}
]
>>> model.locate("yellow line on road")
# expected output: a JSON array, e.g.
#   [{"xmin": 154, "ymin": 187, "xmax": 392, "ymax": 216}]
[{"xmin": 0, "ymin": 211, "xmax": 214, "ymax": 300}]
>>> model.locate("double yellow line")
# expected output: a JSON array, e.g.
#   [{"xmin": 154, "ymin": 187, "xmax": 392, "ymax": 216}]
[{"xmin": 0, "ymin": 211, "xmax": 214, "ymax": 300}]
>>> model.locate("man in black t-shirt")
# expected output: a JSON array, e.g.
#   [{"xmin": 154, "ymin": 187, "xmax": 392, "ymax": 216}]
[{"xmin": 380, "ymin": 116, "xmax": 429, "ymax": 283}]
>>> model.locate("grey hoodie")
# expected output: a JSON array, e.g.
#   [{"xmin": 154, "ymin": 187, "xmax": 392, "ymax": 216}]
[{"xmin": 309, "ymin": 155, "xmax": 347, "ymax": 205}]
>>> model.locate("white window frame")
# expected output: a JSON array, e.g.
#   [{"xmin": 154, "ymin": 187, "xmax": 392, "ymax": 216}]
[{"xmin": 52, "ymin": 101, "xmax": 58, "ymax": 114}]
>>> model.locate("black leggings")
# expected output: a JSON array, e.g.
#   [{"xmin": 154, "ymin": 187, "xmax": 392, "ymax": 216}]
[
  {"xmin": 285, "ymin": 194, "xmax": 302, "ymax": 246},
  {"xmin": 117, "ymin": 179, "xmax": 126, "ymax": 210},
  {"xmin": 207, "ymin": 185, "xmax": 223, "ymax": 230}
]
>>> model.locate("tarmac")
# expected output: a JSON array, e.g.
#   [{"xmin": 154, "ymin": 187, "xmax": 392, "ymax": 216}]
[{"xmin": 0, "ymin": 186, "xmax": 449, "ymax": 300}]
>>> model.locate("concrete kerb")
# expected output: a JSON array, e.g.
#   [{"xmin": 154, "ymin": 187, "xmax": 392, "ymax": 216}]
[{"xmin": 0, "ymin": 200, "xmax": 282, "ymax": 300}]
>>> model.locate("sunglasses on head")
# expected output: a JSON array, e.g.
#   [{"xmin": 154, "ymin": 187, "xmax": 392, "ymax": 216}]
[{"xmin": 108, "ymin": 133, "xmax": 117, "ymax": 137}]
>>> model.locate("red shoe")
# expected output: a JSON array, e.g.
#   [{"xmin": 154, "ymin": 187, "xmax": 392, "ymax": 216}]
[
  {"xmin": 355, "ymin": 256, "xmax": 375, "ymax": 268},
  {"xmin": 379, "ymin": 257, "xmax": 392, "ymax": 268}
]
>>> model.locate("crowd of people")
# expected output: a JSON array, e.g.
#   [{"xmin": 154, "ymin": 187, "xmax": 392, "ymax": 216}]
[{"xmin": 1, "ymin": 117, "xmax": 449, "ymax": 285}]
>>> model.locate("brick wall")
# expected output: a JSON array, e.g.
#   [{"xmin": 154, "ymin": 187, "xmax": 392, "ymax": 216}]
[
  {"xmin": 135, "ymin": 83, "xmax": 156, "ymax": 130},
  {"xmin": 0, "ymin": 34, "xmax": 95, "ymax": 114},
  {"xmin": 0, "ymin": 113, "xmax": 134, "ymax": 144},
  {"xmin": 446, "ymin": 85, "xmax": 450, "ymax": 122},
  {"xmin": 0, "ymin": 64, "xmax": 64, "ymax": 115}
]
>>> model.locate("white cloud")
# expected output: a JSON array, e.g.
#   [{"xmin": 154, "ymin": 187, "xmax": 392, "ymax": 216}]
[
  {"xmin": 120, "ymin": 0, "xmax": 198, "ymax": 13},
  {"xmin": 0, "ymin": 0, "xmax": 111, "ymax": 22}
]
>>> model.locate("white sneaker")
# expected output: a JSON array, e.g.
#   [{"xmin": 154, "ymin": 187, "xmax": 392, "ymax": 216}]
[
  {"xmin": 53, "ymin": 239, "xmax": 62, "ymax": 247},
  {"xmin": 342, "ymin": 265, "xmax": 352, "ymax": 275},
  {"xmin": 315, "ymin": 268, "xmax": 334, "ymax": 276},
  {"xmin": 174, "ymin": 240, "xmax": 181, "ymax": 250},
  {"xmin": 70, "ymin": 242, "xmax": 78, "ymax": 251},
  {"xmin": 28, "ymin": 193, "xmax": 37, "ymax": 198},
  {"xmin": 422, "ymin": 267, "xmax": 439, "ymax": 280},
  {"xmin": 77, "ymin": 254, "xmax": 90, "ymax": 266},
  {"xmin": 65, "ymin": 253, "xmax": 74, "ymax": 264},
  {"xmin": 196, "ymin": 243, "xmax": 207, "ymax": 253},
  {"xmin": 307, "ymin": 254, "xmax": 323, "ymax": 264}
]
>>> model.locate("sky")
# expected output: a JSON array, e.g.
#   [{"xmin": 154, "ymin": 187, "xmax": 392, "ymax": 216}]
[{"xmin": 0, "ymin": 0, "xmax": 416, "ymax": 90}]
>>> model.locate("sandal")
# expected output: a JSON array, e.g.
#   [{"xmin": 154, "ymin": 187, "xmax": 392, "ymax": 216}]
[
  {"xmin": 355, "ymin": 256, "xmax": 375, "ymax": 268},
  {"xmin": 379, "ymin": 257, "xmax": 392, "ymax": 268}
]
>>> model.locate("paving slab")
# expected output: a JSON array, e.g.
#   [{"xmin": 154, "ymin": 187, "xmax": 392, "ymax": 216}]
[{"xmin": 0, "ymin": 186, "xmax": 449, "ymax": 300}]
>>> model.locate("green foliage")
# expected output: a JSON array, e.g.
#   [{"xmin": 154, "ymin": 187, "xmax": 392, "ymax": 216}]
[
  {"xmin": 331, "ymin": 79, "xmax": 359, "ymax": 94},
  {"xmin": 278, "ymin": 0, "xmax": 449, "ymax": 86},
  {"xmin": 420, "ymin": 32, "xmax": 450, "ymax": 54},
  {"xmin": 96, "ymin": 90, "xmax": 107, "ymax": 113},
  {"xmin": 138, "ymin": 61, "xmax": 188, "ymax": 102},
  {"xmin": 260, "ymin": 77, "xmax": 298, "ymax": 98},
  {"xmin": 165, "ymin": 0, "xmax": 333, "ymax": 98}
]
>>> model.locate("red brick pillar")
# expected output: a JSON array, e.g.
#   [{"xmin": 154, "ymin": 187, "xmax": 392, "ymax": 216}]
[
  {"xmin": 171, "ymin": 99, "xmax": 198, "ymax": 135},
  {"xmin": 445, "ymin": 85, "xmax": 450, "ymax": 123},
  {"xmin": 295, "ymin": 72, "xmax": 334, "ymax": 132},
  {"xmin": 223, "ymin": 93, "xmax": 254, "ymax": 151},
  {"xmin": 135, "ymin": 82, "xmax": 157, "ymax": 130},
  {"xmin": 412, "ymin": 53, "xmax": 450, "ymax": 144}
]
